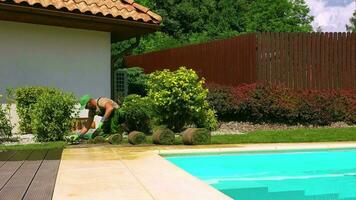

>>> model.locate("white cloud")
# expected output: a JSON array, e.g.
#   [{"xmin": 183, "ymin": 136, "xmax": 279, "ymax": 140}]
[{"xmin": 305, "ymin": 0, "xmax": 355, "ymax": 32}]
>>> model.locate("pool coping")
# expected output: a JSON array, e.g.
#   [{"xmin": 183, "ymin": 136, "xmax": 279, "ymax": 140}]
[
  {"xmin": 53, "ymin": 142, "xmax": 356, "ymax": 200},
  {"xmin": 158, "ymin": 142, "xmax": 356, "ymax": 156}
]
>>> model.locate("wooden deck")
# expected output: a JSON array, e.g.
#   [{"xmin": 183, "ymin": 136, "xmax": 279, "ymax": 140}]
[{"xmin": 0, "ymin": 149, "xmax": 62, "ymax": 200}]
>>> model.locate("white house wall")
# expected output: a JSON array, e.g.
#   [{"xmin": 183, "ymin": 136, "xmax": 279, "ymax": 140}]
[
  {"xmin": 0, "ymin": 20, "xmax": 111, "ymax": 99},
  {"xmin": 0, "ymin": 20, "xmax": 111, "ymax": 133}
]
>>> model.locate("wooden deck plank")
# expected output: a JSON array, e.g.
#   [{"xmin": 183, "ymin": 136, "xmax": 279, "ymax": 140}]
[
  {"xmin": 23, "ymin": 149, "xmax": 63, "ymax": 200},
  {"xmin": 0, "ymin": 151, "xmax": 32, "ymax": 190},
  {"xmin": 0, "ymin": 151, "xmax": 16, "ymax": 168},
  {"xmin": 0, "ymin": 150, "xmax": 47, "ymax": 200}
]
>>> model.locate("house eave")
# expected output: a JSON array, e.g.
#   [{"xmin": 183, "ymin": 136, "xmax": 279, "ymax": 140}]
[{"xmin": 0, "ymin": 3, "xmax": 160, "ymax": 42}]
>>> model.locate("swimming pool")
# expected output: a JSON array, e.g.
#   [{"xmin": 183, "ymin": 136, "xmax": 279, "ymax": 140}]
[{"xmin": 165, "ymin": 149, "xmax": 356, "ymax": 200}]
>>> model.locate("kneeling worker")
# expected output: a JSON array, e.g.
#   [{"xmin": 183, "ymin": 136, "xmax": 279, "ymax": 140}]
[{"xmin": 78, "ymin": 95, "xmax": 121, "ymax": 139}]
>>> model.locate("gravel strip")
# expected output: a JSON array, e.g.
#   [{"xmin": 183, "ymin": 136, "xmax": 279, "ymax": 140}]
[{"xmin": 212, "ymin": 121, "xmax": 355, "ymax": 135}]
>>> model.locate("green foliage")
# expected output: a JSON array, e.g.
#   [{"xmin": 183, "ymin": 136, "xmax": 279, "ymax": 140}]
[
  {"xmin": 112, "ymin": 0, "xmax": 314, "ymax": 57},
  {"xmin": 30, "ymin": 90, "xmax": 77, "ymax": 142},
  {"xmin": 0, "ymin": 94, "xmax": 12, "ymax": 141},
  {"xmin": 121, "ymin": 94, "xmax": 152, "ymax": 133},
  {"xmin": 147, "ymin": 67, "xmax": 217, "ymax": 131},
  {"xmin": 194, "ymin": 108, "xmax": 218, "ymax": 131},
  {"xmin": 15, "ymin": 87, "xmax": 58, "ymax": 134},
  {"xmin": 132, "ymin": 32, "xmax": 182, "ymax": 55},
  {"xmin": 125, "ymin": 67, "xmax": 149, "ymax": 96},
  {"xmin": 346, "ymin": 10, "xmax": 356, "ymax": 32},
  {"xmin": 244, "ymin": 0, "xmax": 313, "ymax": 32}
]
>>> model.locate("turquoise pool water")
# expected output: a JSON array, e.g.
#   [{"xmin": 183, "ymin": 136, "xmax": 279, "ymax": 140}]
[{"xmin": 165, "ymin": 149, "xmax": 356, "ymax": 200}]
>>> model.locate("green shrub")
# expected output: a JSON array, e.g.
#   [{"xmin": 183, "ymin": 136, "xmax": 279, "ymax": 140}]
[
  {"xmin": 148, "ymin": 67, "xmax": 217, "ymax": 132},
  {"xmin": 30, "ymin": 90, "xmax": 77, "ymax": 142},
  {"xmin": 15, "ymin": 86, "xmax": 57, "ymax": 134},
  {"xmin": 0, "ymin": 94, "xmax": 12, "ymax": 141},
  {"xmin": 117, "ymin": 67, "xmax": 148, "ymax": 97},
  {"xmin": 126, "ymin": 67, "xmax": 149, "ymax": 96},
  {"xmin": 206, "ymin": 84, "xmax": 236, "ymax": 121},
  {"xmin": 121, "ymin": 94, "xmax": 152, "ymax": 133}
]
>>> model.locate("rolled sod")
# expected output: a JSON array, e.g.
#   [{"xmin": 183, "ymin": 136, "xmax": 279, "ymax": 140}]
[
  {"xmin": 182, "ymin": 128, "xmax": 211, "ymax": 145},
  {"xmin": 92, "ymin": 136, "xmax": 107, "ymax": 144},
  {"xmin": 108, "ymin": 134, "xmax": 122, "ymax": 145},
  {"xmin": 152, "ymin": 128, "xmax": 175, "ymax": 145},
  {"xmin": 128, "ymin": 131, "xmax": 146, "ymax": 145}
]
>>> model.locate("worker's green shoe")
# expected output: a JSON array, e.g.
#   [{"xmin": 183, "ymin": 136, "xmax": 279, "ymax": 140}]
[{"xmin": 83, "ymin": 129, "xmax": 104, "ymax": 140}]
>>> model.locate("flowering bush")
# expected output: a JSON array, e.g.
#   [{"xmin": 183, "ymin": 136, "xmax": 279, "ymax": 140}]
[{"xmin": 148, "ymin": 67, "xmax": 217, "ymax": 131}]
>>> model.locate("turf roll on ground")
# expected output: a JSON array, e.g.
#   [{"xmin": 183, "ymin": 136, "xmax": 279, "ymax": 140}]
[
  {"xmin": 152, "ymin": 128, "xmax": 175, "ymax": 145},
  {"xmin": 182, "ymin": 128, "xmax": 211, "ymax": 145},
  {"xmin": 92, "ymin": 136, "xmax": 107, "ymax": 144},
  {"xmin": 128, "ymin": 131, "xmax": 146, "ymax": 145},
  {"xmin": 108, "ymin": 134, "xmax": 122, "ymax": 144}
]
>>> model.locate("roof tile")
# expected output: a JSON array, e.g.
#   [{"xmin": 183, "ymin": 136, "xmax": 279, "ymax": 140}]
[{"xmin": 0, "ymin": 0, "xmax": 161, "ymax": 24}]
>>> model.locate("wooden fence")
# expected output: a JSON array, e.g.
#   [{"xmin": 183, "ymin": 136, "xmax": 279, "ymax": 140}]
[
  {"xmin": 124, "ymin": 32, "xmax": 356, "ymax": 90},
  {"xmin": 257, "ymin": 32, "xmax": 355, "ymax": 90}
]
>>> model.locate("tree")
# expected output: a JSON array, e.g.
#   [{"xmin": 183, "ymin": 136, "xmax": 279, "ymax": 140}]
[
  {"xmin": 346, "ymin": 10, "xmax": 356, "ymax": 32},
  {"xmin": 113, "ymin": 0, "xmax": 314, "ymax": 61},
  {"xmin": 243, "ymin": 0, "xmax": 313, "ymax": 32}
]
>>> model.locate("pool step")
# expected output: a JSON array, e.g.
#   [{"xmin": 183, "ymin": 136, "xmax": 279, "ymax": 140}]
[
  {"xmin": 213, "ymin": 175, "xmax": 356, "ymax": 199},
  {"xmin": 221, "ymin": 187, "xmax": 343, "ymax": 200}
]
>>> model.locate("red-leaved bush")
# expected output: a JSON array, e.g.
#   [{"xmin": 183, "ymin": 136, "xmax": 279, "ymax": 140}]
[
  {"xmin": 207, "ymin": 83, "xmax": 355, "ymax": 125},
  {"xmin": 297, "ymin": 90, "xmax": 355, "ymax": 125}
]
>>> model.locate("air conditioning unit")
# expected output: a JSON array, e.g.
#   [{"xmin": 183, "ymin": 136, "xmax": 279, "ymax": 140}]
[{"xmin": 113, "ymin": 69, "xmax": 128, "ymax": 103}]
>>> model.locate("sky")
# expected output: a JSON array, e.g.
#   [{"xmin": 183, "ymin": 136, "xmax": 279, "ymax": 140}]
[{"xmin": 304, "ymin": 0, "xmax": 355, "ymax": 32}]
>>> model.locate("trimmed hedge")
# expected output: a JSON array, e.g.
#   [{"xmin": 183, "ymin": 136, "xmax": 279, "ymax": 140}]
[
  {"xmin": 152, "ymin": 128, "xmax": 175, "ymax": 145},
  {"xmin": 207, "ymin": 83, "xmax": 355, "ymax": 125},
  {"xmin": 128, "ymin": 131, "xmax": 146, "ymax": 145},
  {"xmin": 182, "ymin": 128, "xmax": 211, "ymax": 145}
]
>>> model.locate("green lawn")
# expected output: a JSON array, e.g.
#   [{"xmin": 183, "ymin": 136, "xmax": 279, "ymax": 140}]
[
  {"xmin": 1, "ymin": 127, "xmax": 355, "ymax": 149},
  {"xmin": 0, "ymin": 141, "xmax": 66, "ymax": 151},
  {"xmin": 211, "ymin": 127, "xmax": 356, "ymax": 144}
]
